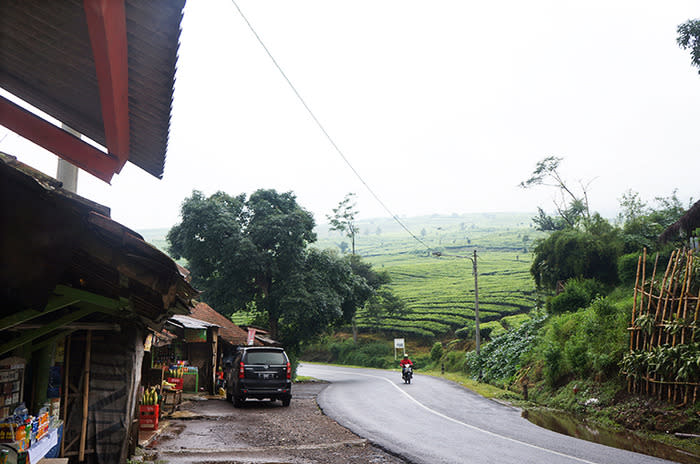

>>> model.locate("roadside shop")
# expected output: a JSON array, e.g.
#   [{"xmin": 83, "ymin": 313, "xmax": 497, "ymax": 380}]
[{"xmin": 0, "ymin": 156, "xmax": 196, "ymax": 464}]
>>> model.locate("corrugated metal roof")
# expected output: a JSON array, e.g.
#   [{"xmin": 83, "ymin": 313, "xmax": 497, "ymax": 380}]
[
  {"xmin": 0, "ymin": 0, "xmax": 185, "ymax": 178},
  {"xmin": 170, "ymin": 314, "xmax": 218, "ymax": 330},
  {"xmin": 0, "ymin": 152, "xmax": 197, "ymax": 325}
]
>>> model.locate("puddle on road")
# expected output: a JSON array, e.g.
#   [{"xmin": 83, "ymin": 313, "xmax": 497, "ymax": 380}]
[{"xmin": 522, "ymin": 408, "xmax": 699, "ymax": 464}]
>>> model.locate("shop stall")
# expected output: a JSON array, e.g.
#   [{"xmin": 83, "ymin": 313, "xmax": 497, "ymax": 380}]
[{"xmin": 0, "ymin": 156, "xmax": 196, "ymax": 464}]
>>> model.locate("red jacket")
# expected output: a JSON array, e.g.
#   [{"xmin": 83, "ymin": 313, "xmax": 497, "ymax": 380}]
[{"xmin": 399, "ymin": 358, "xmax": 413, "ymax": 367}]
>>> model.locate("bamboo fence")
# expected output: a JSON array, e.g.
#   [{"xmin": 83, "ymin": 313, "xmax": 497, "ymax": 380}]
[{"xmin": 627, "ymin": 248, "xmax": 699, "ymax": 405}]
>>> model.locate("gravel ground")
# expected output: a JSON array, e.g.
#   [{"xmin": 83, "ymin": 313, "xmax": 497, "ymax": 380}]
[{"xmin": 139, "ymin": 382, "xmax": 408, "ymax": 464}]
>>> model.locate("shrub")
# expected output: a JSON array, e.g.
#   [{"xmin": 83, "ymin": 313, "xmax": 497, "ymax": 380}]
[
  {"xmin": 464, "ymin": 313, "xmax": 546, "ymax": 384},
  {"xmin": 455, "ymin": 322, "xmax": 474, "ymax": 339},
  {"xmin": 617, "ymin": 252, "xmax": 642, "ymax": 285},
  {"xmin": 543, "ymin": 341, "xmax": 565, "ymax": 386},
  {"xmin": 344, "ymin": 341, "xmax": 392, "ymax": 368},
  {"xmin": 531, "ymin": 229, "xmax": 619, "ymax": 290},
  {"xmin": 443, "ymin": 350, "xmax": 467, "ymax": 372},
  {"xmin": 479, "ymin": 326, "xmax": 493, "ymax": 340},
  {"xmin": 430, "ymin": 342, "xmax": 444, "ymax": 363},
  {"xmin": 548, "ymin": 278, "xmax": 603, "ymax": 314},
  {"xmin": 548, "ymin": 285, "xmax": 589, "ymax": 314}
]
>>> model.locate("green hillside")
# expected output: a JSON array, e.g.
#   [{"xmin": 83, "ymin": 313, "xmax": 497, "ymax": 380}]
[
  {"xmin": 314, "ymin": 213, "xmax": 545, "ymax": 339},
  {"xmin": 139, "ymin": 212, "xmax": 545, "ymax": 339}
]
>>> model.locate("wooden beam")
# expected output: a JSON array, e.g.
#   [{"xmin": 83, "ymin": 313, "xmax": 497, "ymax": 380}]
[
  {"xmin": 0, "ymin": 295, "xmax": 79, "ymax": 332},
  {"xmin": 83, "ymin": 0, "xmax": 130, "ymax": 171},
  {"xmin": 79, "ymin": 330, "xmax": 92, "ymax": 462},
  {"xmin": 14, "ymin": 323, "xmax": 120, "ymax": 332},
  {"xmin": 0, "ymin": 287, "xmax": 129, "ymax": 355},
  {"xmin": 54, "ymin": 284, "xmax": 129, "ymax": 313},
  {"xmin": 0, "ymin": 306, "xmax": 95, "ymax": 356},
  {"xmin": 0, "ymin": 96, "xmax": 119, "ymax": 182},
  {"xmin": 29, "ymin": 330, "xmax": 75, "ymax": 352}
]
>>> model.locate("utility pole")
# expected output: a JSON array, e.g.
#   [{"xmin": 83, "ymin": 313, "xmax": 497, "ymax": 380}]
[
  {"xmin": 472, "ymin": 249, "xmax": 480, "ymax": 361},
  {"xmin": 433, "ymin": 249, "xmax": 482, "ymax": 380}
]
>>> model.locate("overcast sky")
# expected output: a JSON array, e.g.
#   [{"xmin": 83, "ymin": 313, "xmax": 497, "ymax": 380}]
[{"xmin": 2, "ymin": 0, "xmax": 699, "ymax": 231}]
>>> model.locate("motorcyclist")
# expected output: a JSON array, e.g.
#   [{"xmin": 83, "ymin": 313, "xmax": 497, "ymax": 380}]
[{"xmin": 399, "ymin": 354, "xmax": 413, "ymax": 382}]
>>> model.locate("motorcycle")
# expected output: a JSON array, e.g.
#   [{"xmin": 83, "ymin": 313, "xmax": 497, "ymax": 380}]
[{"xmin": 401, "ymin": 364, "xmax": 413, "ymax": 384}]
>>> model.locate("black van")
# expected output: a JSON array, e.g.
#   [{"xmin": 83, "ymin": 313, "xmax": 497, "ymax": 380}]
[{"xmin": 226, "ymin": 347, "xmax": 292, "ymax": 407}]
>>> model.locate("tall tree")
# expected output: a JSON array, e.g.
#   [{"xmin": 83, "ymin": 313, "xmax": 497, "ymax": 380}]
[
  {"xmin": 520, "ymin": 156, "xmax": 591, "ymax": 230},
  {"xmin": 677, "ymin": 19, "xmax": 700, "ymax": 74},
  {"xmin": 276, "ymin": 248, "xmax": 353, "ymax": 350},
  {"xmin": 327, "ymin": 193, "xmax": 359, "ymax": 254},
  {"xmin": 168, "ymin": 189, "xmax": 317, "ymax": 340}
]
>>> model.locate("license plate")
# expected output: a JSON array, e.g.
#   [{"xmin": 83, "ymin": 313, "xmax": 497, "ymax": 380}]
[{"xmin": 260, "ymin": 372, "xmax": 274, "ymax": 379}]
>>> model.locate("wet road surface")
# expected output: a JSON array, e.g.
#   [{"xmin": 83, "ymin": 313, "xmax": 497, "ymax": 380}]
[
  {"xmin": 144, "ymin": 383, "xmax": 407, "ymax": 464},
  {"xmin": 298, "ymin": 363, "xmax": 681, "ymax": 464}
]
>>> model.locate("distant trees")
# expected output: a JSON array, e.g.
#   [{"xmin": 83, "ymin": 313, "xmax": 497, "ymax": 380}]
[
  {"xmin": 519, "ymin": 156, "xmax": 591, "ymax": 230},
  {"xmin": 677, "ymin": 19, "xmax": 700, "ymax": 74},
  {"xmin": 327, "ymin": 193, "xmax": 359, "ymax": 254},
  {"xmin": 521, "ymin": 158, "xmax": 689, "ymax": 295},
  {"xmin": 618, "ymin": 190, "xmax": 687, "ymax": 254}
]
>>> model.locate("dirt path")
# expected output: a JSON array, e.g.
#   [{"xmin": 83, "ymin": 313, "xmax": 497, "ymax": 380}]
[{"xmin": 137, "ymin": 382, "xmax": 408, "ymax": 464}]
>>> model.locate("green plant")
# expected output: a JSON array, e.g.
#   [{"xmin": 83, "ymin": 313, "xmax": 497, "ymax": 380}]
[
  {"xmin": 430, "ymin": 342, "xmax": 444, "ymax": 363},
  {"xmin": 464, "ymin": 314, "xmax": 545, "ymax": 384},
  {"xmin": 548, "ymin": 278, "xmax": 604, "ymax": 314}
]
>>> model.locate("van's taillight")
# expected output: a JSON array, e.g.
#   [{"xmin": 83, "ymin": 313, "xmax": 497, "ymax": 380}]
[
  {"xmin": 286, "ymin": 362, "xmax": 291, "ymax": 379},
  {"xmin": 239, "ymin": 362, "xmax": 245, "ymax": 379}
]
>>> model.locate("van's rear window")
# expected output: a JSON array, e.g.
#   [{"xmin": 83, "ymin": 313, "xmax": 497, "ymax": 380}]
[{"xmin": 245, "ymin": 351, "xmax": 286, "ymax": 364}]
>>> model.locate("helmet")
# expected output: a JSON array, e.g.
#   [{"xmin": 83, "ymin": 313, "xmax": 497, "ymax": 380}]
[{"xmin": 403, "ymin": 354, "xmax": 409, "ymax": 358}]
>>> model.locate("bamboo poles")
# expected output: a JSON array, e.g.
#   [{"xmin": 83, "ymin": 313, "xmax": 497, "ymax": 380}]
[
  {"xmin": 60, "ymin": 335, "xmax": 71, "ymax": 458},
  {"xmin": 79, "ymin": 330, "xmax": 92, "ymax": 462},
  {"xmin": 627, "ymin": 248, "xmax": 699, "ymax": 404}
]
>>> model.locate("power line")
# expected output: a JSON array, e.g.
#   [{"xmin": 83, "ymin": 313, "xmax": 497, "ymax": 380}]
[{"xmin": 230, "ymin": 0, "xmax": 432, "ymax": 252}]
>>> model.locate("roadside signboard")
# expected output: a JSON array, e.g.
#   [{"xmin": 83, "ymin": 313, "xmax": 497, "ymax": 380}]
[{"xmin": 394, "ymin": 338, "xmax": 405, "ymax": 359}]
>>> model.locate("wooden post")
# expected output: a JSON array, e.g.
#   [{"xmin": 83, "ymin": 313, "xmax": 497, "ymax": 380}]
[
  {"xmin": 60, "ymin": 335, "xmax": 71, "ymax": 457},
  {"xmin": 663, "ymin": 250, "xmax": 683, "ymax": 345},
  {"xmin": 653, "ymin": 250, "xmax": 676, "ymax": 348},
  {"xmin": 692, "ymin": 294, "xmax": 699, "ymax": 343},
  {"xmin": 631, "ymin": 254, "xmax": 642, "ymax": 352},
  {"xmin": 679, "ymin": 253, "xmax": 693, "ymax": 345},
  {"xmin": 79, "ymin": 331, "xmax": 92, "ymax": 462}
]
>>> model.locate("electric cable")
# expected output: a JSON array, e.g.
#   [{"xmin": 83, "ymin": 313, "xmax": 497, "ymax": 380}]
[{"xmin": 230, "ymin": 0, "xmax": 433, "ymax": 252}]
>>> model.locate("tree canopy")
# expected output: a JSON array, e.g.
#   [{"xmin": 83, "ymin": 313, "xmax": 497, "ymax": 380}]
[
  {"xmin": 167, "ymin": 189, "xmax": 393, "ymax": 351},
  {"xmin": 327, "ymin": 193, "xmax": 359, "ymax": 254},
  {"xmin": 520, "ymin": 156, "xmax": 591, "ymax": 231},
  {"xmin": 521, "ymin": 158, "xmax": 689, "ymax": 293},
  {"xmin": 677, "ymin": 19, "xmax": 700, "ymax": 75}
]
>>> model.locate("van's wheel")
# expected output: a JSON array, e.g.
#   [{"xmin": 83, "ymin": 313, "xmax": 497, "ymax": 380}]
[
  {"xmin": 226, "ymin": 391, "xmax": 232, "ymax": 402},
  {"xmin": 233, "ymin": 396, "xmax": 244, "ymax": 408},
  {"xmin": 281, "ymin": 397, "xmax": 291, "ymax": 407}
]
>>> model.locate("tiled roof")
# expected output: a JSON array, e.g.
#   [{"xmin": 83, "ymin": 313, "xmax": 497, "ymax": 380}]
[{"xmin": 190, "ymin": 302, "xmax": 251, "ymax": 346}]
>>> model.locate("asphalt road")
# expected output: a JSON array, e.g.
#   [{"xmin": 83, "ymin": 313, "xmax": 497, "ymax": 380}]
[{"xmin": 298, "ymin": 363, "xmax": 679, "ymax": 464}]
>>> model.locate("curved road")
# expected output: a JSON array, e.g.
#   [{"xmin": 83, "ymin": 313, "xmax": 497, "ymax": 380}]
[{"xmin": 298, "ymin": 364, "xmax": 677, "ymax": 464}]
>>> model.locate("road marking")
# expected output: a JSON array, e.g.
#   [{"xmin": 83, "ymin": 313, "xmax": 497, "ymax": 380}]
[{"xmin": 356, "ymin": 372, "xmax": 601, "ymax": 464}]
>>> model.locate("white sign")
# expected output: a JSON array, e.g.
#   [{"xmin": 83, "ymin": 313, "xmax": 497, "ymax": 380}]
[{"xmin": 394, "ymin": 338, "xmax": 405, "ymax": 349}]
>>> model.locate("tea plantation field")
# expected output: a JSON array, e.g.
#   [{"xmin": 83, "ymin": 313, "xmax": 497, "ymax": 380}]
[{"xmin": 314, "ymin": 213, "xmax": 545, "ymax": 339}]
